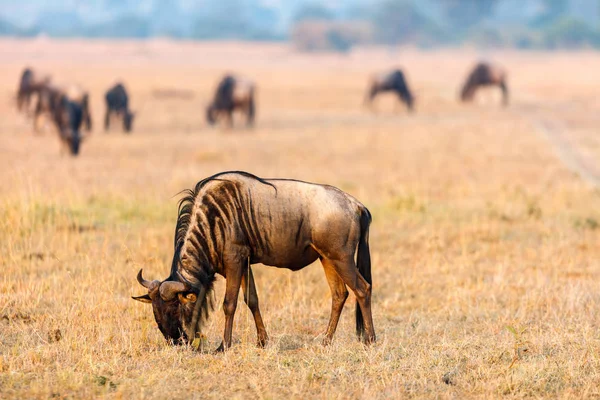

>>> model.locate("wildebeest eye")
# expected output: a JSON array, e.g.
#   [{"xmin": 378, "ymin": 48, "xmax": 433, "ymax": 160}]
[{"xmin": 178, "ymin": 292, "xmax": 197, "ymax": 303}]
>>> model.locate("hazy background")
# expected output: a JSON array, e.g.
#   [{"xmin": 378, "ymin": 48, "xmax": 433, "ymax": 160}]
[{"xmin": 1, "ymin": 0, "xmax": 599, "ymax": 50}]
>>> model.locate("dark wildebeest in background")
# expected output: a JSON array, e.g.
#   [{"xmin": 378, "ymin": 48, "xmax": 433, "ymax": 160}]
[
  {"xmin": 460, "ymin": 62, "xmax": 509, "ymax": 106},
  {"xmin": 105, "ymin": 83, "xmax": 135, "ymax": 133},
  {"xmin": 35, "ymin": 84, "xmax": 92, "ymax": 156},
  {"xmin": 365, "ymin": 69, "xmax": 414, "ymax": 112},
  {"xmin": 206, "ymin": 75, "xmax": 256, "ymax": 128},
  {"xmin": 17, "ymin": 67, "xmax": 51, "ymax": 114},
  {"xmin": 133, "ymin": 171, "xmax": 376, "ymax": 351}
]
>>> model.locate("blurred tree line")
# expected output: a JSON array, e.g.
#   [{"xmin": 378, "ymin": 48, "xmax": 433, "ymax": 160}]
[
  {"xmin": 292, "ymin": 0, "xmax": 600, "ymax": 51},
  {"xmin": 1, "ymin": 0, "xmax": 599, "ymax": 50}
]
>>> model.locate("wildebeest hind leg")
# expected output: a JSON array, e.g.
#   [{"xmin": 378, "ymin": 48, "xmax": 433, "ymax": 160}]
[
  {"xmin": 321, "ymin": 258, "xmax": 349, "ymax": 345},
  {"xmin": 241, "ymin": 265, "xmax": 268, "ymax": 347},
  {"xmin": 329, "ymin": 257, "xmax": 376, "ymax": 344}
]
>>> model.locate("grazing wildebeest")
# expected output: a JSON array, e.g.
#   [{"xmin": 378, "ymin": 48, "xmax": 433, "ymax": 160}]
[
  {"xmin": 133, "ymin": 171, "xmax": 375, "ymax": 351},
  {"xmin": 16, "ymin": 67, "xmax": 51, "ymax": 114},
  {"xmin": 105, "ymin": 83, "xmax": 135, "ymax": 133},
  {"xmin": 365, "ymin": 69, "xmax": 414, "ymax": 112},
  {"xmin": 35, "ymin": 84, "xmax": 92, "ymax": 155},
  {"xmin": 460, "ymin": 62, "xmax": 509, "ymax": 106},
  {"xmin": 206, "ymin": 75, "xmax": 256, "ymax": 127}
]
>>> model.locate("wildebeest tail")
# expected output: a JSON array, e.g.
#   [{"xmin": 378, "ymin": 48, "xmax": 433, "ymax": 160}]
[{"xmin": 356, "ymin": 207, "xmax": 372, "ymax": 340}]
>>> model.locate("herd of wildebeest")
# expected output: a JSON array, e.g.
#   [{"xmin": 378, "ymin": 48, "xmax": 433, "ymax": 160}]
[
  {"xmin": 16, "ymin": 61, "xmax": 508, "ymax": 157},
  {"xmin": 14, "ymin": 60, "xmax": 509, "ymax": 352}
]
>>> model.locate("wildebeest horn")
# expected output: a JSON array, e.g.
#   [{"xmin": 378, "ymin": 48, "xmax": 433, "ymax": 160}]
[
  {"xmin": 137, "ymin": 269, "xmax": 159, "ymax": 291},
  {"xmin": 159, "ymin": 280, "xmax": 189, "ymax": 301}
]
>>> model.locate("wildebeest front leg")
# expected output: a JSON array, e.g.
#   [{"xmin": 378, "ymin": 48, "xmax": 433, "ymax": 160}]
[
  {"xmin": 216, "ymin": 263, "xmax": 243, "ymax": 352},
  {"xmin": 241, "ymin": 266, "xmax": 268, "ymax": 347},
  {"xmin": 321, "ymin": 258, "xmax": 348, "ymax": 345}
]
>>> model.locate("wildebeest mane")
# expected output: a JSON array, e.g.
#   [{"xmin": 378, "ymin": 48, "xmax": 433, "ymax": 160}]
[
  {"xmin": 172, "ymin": 170, "xmax": 276, "ymax": 253},
  {"xmin": 169, "ymin": 171, "xmax": 276, "ymax": 319}
]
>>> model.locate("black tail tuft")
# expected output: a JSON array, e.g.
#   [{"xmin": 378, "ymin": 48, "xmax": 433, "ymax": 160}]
[{"xmin": 355, "ymin": 207, "xmax": 372, "ymax": 340}]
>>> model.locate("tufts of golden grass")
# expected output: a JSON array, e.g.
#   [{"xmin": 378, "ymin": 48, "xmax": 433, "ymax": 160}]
[{"xmin": 1, "ymin": 40, "xmax": 600, "ymax": 399}]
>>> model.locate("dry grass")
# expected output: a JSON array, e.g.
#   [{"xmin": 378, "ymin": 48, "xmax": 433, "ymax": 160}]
[{"xmin": 1, "ymin": 39, "xmax": 600, "ymax": 399}]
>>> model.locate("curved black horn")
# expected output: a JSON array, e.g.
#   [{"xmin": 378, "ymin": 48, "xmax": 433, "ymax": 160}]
[
  {"xmin": 137, "ymin": 269, "xmax": 151, "ymax": 288},
  {"xmin": 137, "ymin": 269, "xmax": 159, "ymax": 291}
]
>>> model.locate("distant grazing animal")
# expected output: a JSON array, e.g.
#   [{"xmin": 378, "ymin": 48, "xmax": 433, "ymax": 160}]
[
  {"xmin": 35, "ymin": 83, "xmax": 92, "ymax": 156},
  {"xmin": 133, "ymin": 171, "xmax": 376, "ymax": 351},
  {"xmin": 17, "ymin": 67, "xmax": 51, "ymax": 114},
  {"xmin": 365, "ymin": 69, "xmax": 414, "ymax": 111},
  {"xmin": 105, "ymin": 83, "xmax": 135, "ymax": 133},
  {"xmin": 460, "ymin": 62, "xmax": 508, "ymax": 106},
  {"xmin": 206, "ymin": 75, "xmax": 255, "ymax": 127}
]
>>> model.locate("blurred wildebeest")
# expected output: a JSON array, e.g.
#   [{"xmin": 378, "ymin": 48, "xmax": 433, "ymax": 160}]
[
  {"xmin": 133, "ymin": 171, "xmax": 376, "ymax": 351},
  {"xmin": 365, "ymin": 69, "xmax": 414, "ymax": 112},
  {"xmin": 35, "ymin": 83, "xmax": 92, "ymax": 156},
  {"xmin": 206, "ymin": 75, "xmax": 256, "ymax": 127},
  {"xmin": 17, "ymin": 67, "xmax": 51, "ymax": 114},
  {"xmin": 105, "ymin": 83, "xmax": 135, "ymax": 133},
  {"xmin": 460, "ymin": 62, "xmax": 508, "ymax": 106}
]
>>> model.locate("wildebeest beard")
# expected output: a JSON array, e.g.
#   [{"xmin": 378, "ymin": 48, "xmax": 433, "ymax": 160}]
[{"xmin": 144, "ymin": 235, "xmax": 216, "ymax": 344}]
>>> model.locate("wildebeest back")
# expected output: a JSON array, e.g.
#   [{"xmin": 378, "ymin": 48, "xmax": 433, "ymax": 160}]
[{"xmin": 179, "ymin": 174, "xmax": 367, "ymax": 274}]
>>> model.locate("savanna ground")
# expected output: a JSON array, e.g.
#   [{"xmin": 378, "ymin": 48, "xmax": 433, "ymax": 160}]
[{"xmin": 1, "ymin": 39, "xmax": 600, "ymax": 399}]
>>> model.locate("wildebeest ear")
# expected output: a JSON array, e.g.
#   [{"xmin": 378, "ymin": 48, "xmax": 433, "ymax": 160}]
[
  {"xmin": 132, "ymin": 294, "xmax": 152, "ymax": 303},
  {"xmin": 178, "ymin": 292, "xmax": 197, "ymax": 304}
]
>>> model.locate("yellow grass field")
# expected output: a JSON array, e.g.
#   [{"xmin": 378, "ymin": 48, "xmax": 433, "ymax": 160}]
[{"xmin": 1, "ymin": 39, "xmax": 600, "ymax": 399}]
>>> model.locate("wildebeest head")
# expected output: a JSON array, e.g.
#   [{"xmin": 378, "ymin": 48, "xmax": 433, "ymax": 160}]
[
  {"xmin": 206, "ymin": 105, "xmax": 217, "ymax": 125},
  {"xmin": 460, "ymin": 63, "xmax": 489, "ymax": 103},
  {"xmin": 460, "ymin": 83, "xmax": 475, "ymax": 102},
  {"xmin": 124, "ymin": 111, "xmax": 135, "ymax": 132},
  {"xmin": 403, "ymin": 91, "xmax": 415, "ymax": 111},
  {"xmin": 55, "ymin": 94, "xmax": 86, "ymax": 155},
  {"xmin": 132, "ymin": 269, "xmax": 207, "ymax": 345}
]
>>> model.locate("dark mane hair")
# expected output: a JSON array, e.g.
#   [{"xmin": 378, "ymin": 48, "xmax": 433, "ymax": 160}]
[
  {"xmin": 172, "ymin": 170, "xmax": 275, "ymax": 258},
  {"xmin": 169, "ymin": 171, "xmax": 276, "ymax": 318}
]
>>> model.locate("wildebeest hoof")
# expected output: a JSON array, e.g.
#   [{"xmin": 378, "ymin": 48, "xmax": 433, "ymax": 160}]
[
  {"xmin": 257, "ymin": 336, "xmax": 268, "ymax": 348},
  {"xmin": 322, "ymin": 336, "xmax": 333, "ymax": 346},
  {"xmin": 214, "ymin": 343, "xmax": 225, "ymax": 353},
  {"xmin": 361, "ymin": 334, "xmax": 376, "ymax": 345}
]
